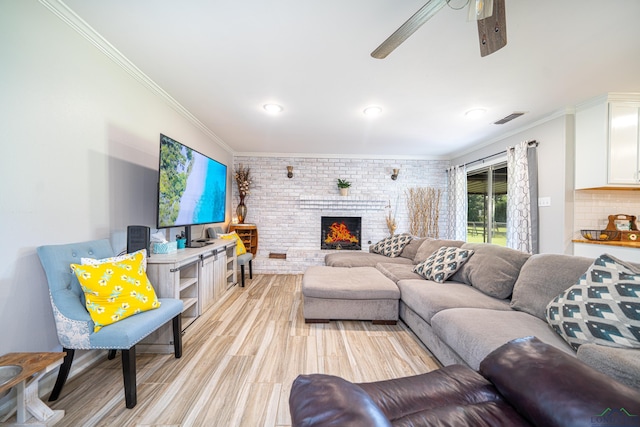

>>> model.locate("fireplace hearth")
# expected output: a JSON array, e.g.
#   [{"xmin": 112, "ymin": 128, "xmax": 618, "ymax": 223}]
[{"xmin": 321, "ymin": 216, "xmax": 361, "ymax": 250}]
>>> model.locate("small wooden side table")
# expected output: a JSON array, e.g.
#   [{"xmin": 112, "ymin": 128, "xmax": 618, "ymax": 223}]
[
  {"xmin": 229, "ymin": 224, "xmax": 258, "ymax": 256},
  {"xmin": 0, "ymin": 352, "xmax": 65, "ymax": 426}
]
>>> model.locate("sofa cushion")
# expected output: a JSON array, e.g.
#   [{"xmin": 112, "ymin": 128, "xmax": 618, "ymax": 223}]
[
  {"xmin": 510, "ymin": 253, "xmax": 593, "ymax": 320},
  {"xmin": 450, "ymin": 243, "xmax": 530, "ymax": 299},
  {"xmin": 302, "ymin": 266, "xmax": 399, "ymax": 300},
  {"xmin": 375, "ymin": 263, "xmax": 423, "ymax": 283},
  {"xmin": 397, "ymin": 280, "xmax": 511, "ymax": 324},
  {"xmin": 398, "ymin": 237, "xmax": 426, "ymax": 260},
  {"xmin": 370, "ymin": 234, "xmax": 412, "ymax": 258},
  {"xmin": 431, "ymin": 308, "xmax": 574, "ymax": 370},
  {"xmin": 577, "ymin": 343, "xmax": 640, "ymax": 390},
  {"xmin": 413, "ymin": 246, "xmax": 474, "ymax": 283},
  {"xmin": 546, "ymin": 254, "xmax": 640, "ymax": 350},
  {"xmin": 325, "ymin": 252, "xmax": 413, "ymax": 268},
  {"xmin": 413, "ymin": 239, "xmax": 465, "ymax": 264}
]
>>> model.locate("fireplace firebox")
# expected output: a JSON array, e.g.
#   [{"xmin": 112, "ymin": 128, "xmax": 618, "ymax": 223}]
[{"xmin": 321, "ymin": 216, "xmax": 361, "ymax": 250}]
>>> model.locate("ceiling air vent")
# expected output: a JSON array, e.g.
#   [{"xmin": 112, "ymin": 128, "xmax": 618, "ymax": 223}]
[{"xmin": 494, "ymin": 112, "xmax": 525, "ymax": 125}]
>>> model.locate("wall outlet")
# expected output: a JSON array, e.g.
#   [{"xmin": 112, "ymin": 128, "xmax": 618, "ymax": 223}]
[{"xmin": 538, "ymin": 197, "xmax": 551, "ymax": 207}]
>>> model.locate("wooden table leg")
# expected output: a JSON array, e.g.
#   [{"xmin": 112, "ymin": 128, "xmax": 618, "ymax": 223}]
[{"xmin": 13, "ymin": 370, "xmax": 65, "ymax": 426}]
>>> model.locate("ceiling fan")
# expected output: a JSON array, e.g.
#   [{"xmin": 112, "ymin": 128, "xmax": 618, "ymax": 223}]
[{"xmin": 371, "ymin": 0, "xmax": 506, "ymax": 59}]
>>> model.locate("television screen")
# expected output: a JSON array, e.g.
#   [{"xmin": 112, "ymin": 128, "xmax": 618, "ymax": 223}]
[{"xmin": 157, "ymin": 134, "xmax": 227, "ymax": 228}]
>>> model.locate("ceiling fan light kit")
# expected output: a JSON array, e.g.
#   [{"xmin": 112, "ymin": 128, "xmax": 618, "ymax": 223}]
[{"xmin": 468, "ymin": 0, "xmax": 493, "ymax": 21}]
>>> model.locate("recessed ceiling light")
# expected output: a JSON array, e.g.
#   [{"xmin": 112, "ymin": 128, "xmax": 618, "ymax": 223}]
[
  {"xmin": 465, "ymin": 108, "xmax": 486, "ymax": 118},
  {"xmin": 363, "ymin": 106, "xmax": 382, "ymax": 117},
  {"xmin": 263, "ymin": 104, "xmax": 283, "ymax": 114}
]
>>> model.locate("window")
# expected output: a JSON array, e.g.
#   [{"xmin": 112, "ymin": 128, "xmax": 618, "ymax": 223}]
[{"xmin": 467, "ymin": 163, "xmax": 507, "ymax": 246}]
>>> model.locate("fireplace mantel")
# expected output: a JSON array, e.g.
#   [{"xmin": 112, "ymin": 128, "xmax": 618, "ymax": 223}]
[{"xmin": 299, "ymin": 195, "xmax": 387, "ymax": 210}]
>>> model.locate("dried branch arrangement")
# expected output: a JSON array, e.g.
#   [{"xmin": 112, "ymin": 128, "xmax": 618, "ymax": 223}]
[
  {"xmin": 386, "ymin": 211, "xmax": 397, "ymax": 236},
  {"xmin": 406, "ymin": 187, "xmax": 442, "ymax": 238}
]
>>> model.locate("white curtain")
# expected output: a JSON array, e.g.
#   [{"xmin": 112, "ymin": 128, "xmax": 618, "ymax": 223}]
[
  {"xmin": 447, "ymin": 164, "xmax": 467, "ymax": 241},
  {"xmin": 507, "ymin": 140, "xmax": 539, "ymax": 253}
]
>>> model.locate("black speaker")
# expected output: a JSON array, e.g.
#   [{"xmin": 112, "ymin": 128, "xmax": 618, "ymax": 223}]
[{"xmin": 127, "ymin": 225, "xmax": 150, "ymax": 256}]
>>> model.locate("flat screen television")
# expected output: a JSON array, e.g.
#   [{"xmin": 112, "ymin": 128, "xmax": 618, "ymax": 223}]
[{"xmin": 157, "ymin": 134, "xmax": 227, "ymax": 246}]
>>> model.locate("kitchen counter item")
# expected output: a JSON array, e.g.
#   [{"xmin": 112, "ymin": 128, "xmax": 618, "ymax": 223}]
[
  {"xmin": 580, "ymin": 229, "xmax": 619, "ymax": 241},
  {"xmin": 606, "ymin": 214, "xmax": 638, "ymax": 232}
]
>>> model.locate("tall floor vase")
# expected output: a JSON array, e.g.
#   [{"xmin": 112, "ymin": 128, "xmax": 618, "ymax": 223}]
[{"xmin": 236, "ymin": 195, "xmax": 247, "ymax": 224}]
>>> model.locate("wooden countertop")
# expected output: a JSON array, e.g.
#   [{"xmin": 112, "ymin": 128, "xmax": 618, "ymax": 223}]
[
  {"xmin": 0, "ymin": 352, "xmax": 65, "ymax": 394},
  {"xmin": 573, "ymin": 239, "xmax": 640, "ymax": 249}
]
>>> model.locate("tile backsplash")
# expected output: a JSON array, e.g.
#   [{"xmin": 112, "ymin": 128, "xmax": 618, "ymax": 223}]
[{"xmin": 574, "ymin": 190, "xmax": 640, "ymax": 234}]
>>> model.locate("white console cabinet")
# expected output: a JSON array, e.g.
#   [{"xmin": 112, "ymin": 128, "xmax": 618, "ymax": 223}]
[{"xmin": 140, "ymin": 239, "xmax": 237, "ymax": 352}]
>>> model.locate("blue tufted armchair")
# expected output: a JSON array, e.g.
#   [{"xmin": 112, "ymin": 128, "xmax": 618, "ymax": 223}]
[{"xmin": 37, "ymin": 239, "xmax": 184, "ymax": 409}]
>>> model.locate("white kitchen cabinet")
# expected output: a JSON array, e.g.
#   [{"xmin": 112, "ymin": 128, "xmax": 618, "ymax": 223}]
[
  {"xmin": 609, "ymin": 103, "xmax": 640, "ymax": 184},
  {"xmin": 575, "ymin": 93, "xmax": 640, "ymax": 189}
]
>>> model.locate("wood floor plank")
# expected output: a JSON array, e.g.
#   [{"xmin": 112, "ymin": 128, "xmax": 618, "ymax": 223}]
[{"xmin": 41, "ymin": 274, "xmax": 439, "ymax": 426}]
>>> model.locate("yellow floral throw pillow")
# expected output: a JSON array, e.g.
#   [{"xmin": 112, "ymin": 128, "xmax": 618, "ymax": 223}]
[
  {"xmin": 71, "ymin": 251, "xmax": 161, "ymax": 332},
  {"xmin": 219, "ymin": 232, "xmax": 247, "ymax": 256}
]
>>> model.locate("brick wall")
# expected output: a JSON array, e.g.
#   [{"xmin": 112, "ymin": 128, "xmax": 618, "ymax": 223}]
[{"xmin": 232, "ymin": 156, "xmax": 449, "ymax": 273}]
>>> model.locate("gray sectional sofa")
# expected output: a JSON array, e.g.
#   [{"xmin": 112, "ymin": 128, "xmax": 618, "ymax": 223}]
[{"xmin": 322, "ymin": 238, "xmax": 640, "ymax": 390}]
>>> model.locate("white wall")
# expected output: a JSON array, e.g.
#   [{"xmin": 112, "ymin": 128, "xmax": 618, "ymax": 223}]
[
  {"xmin": 451, "ymin": 114, "xmax": 575, "ymax": 254},
  {"xmin": 0, "ymin": 2, "xmax": 232, "ymax": 354}
]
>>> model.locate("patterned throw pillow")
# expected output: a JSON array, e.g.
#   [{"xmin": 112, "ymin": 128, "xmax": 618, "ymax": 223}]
[
  {"xmin": 546, "ymin": 254, "xmax": 640, "ymax": 350},
  {"xmin": 413, "ymin": 246, "xmax": 475, "ymax": 283},
  {"xmin": 370, "ymin": 234, "xmax": 412, "ymax": 258},
  {"xmin": 218, "ymin": 232, "xmax": 247, "ymax": 256},
  {"xmin": 71, "ymin": 251, "xmax": 161, "ymax": 332}
]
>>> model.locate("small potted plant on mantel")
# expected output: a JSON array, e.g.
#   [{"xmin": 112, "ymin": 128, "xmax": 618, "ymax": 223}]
[{"xmin": 337, "ymin": 178, "xmax": 351, "ymax": 196}]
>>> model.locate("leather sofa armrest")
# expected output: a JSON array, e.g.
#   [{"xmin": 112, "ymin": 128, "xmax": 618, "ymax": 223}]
[
  {"xmin": 357, "ymin": 365, "xmax": 500, "ymax": 421},
  {"xmin": 289, "ymin": 374, "xmax": 391, "ymax": 427},
  {"xmin": 479, "ymin": 336, "xmax": 640, "ymax": 427}
]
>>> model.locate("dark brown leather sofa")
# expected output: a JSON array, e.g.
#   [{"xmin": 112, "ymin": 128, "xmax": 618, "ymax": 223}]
[{"xmin": 289, "ymin": 337, "xmax": 640, "ymax": 427}]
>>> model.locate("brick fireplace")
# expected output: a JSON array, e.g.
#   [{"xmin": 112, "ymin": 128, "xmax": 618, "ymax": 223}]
[{"xmin": 321, "ymin": 216, "xmax": 362, "ymax": 250}]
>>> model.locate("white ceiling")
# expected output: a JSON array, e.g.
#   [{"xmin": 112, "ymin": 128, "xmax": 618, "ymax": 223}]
[{"xmin": 63, "ymin": 0, "xmax": 640, "ymax": 158}]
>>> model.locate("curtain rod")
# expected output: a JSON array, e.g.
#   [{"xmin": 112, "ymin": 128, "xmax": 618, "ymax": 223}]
[
  {"xmin": 463, "ymin": 150, "xmax": 506, "ymax": 168},
  {"xmin": 458, "ymin": 140, "xmax": 539, "ymax": 169}
]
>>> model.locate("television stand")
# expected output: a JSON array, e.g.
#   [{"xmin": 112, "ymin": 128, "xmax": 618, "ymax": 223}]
[
  {"xmin": 142, "ymin": 241, "xmax": 238, "ymax": 352},
  {"xmin": 184, "ymin": 226, "xmax": 212, "ymax": 248}
]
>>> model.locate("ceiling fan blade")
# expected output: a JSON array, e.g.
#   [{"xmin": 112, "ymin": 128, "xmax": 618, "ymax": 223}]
[
  {"xmin": 371, "ymin": 0, "xmax": 447, "ymax": 59},
  {"xmin": 477, "ymin": 0, "xmax": 506, "ymax": 56}
]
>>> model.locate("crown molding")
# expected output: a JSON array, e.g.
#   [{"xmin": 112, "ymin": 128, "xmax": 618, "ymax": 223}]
[
  {"xmin": 38, "ymin": 0, "xmax": 234, "ymax": 154},
  {"xmin": 233, "ymin": 151, "xmax": 448, "ymax": 161}
]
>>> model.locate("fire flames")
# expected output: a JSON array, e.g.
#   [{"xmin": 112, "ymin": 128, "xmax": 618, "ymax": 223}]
[{"xmin": 324, "ymin": 222, "xmax": 359, "ymax": 244}]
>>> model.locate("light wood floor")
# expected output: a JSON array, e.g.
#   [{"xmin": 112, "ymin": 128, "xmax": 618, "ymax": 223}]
[{"xmin": 49, "ymin": 274, "xmax": 440, "ymax": 426}]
